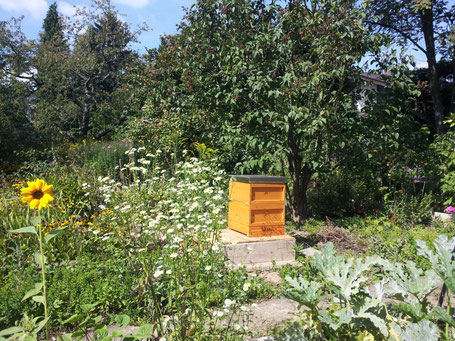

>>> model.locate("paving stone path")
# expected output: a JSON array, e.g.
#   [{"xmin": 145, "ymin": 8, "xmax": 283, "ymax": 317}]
[{"xmin": 104, "ymin": 297, "xmax": 296, "ymax": 340}]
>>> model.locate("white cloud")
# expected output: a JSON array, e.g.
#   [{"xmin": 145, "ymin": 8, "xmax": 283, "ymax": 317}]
[
  {"xmin": 57, "ymin": 1, "xmax": 82, "ymax": 17},
  {"xmin": 0, "ymin": 0, "xmax": 48, "ymax": 20},
  {"xmin": 414, "ymin": 60, "xmax": 428, "ymax": 69},
  {"xmin": 114, "ymin": 0, "xmax": 149, "ymax": 9}
]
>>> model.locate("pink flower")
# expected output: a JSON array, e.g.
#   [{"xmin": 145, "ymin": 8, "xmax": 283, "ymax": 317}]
[{"xmin": 446, "ymin": 206, "xmax": 455, "ymax": 214}]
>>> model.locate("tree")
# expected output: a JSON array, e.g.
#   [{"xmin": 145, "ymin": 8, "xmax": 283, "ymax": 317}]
[
  {"xmin": 141, "ymin": 0, "xmax": 384, "ymax": 224},
  {"xmin": 366, "ymin": 0, "xmax": 455, "ymax": 134},
  {"xmin": 33, "ymin": 2, "xmax": 75, "ymax": 142},
  {"xmin": 68, "ymin": 1, "xmax": 141, "ymax": 139},
  {"xmin": 2, "ymin": 0, "xmax": 144, "ymax": 145},
  {"xmin": 41, "ymin": 2, "xmax": 66, "ymax": 46},
  {"xmin": 0, "ymin": 18, "xmax": 39, "ymax": 164}
]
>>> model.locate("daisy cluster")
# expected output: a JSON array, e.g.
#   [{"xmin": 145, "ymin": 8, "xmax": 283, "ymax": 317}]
[{"xmin": 85, "ymin": 148, "xmax": 253, "ymax": 337}]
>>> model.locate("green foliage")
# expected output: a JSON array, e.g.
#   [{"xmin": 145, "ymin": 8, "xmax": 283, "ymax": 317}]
[
  {"xmin": 65, "ymin": 140, "xmax": 130, "ymax": 177},
  {"xmin": 47, "ymin": 258, "xmax": 139, "ymax": 326},
  {"xmin": 139, "ymin": 0, "xmax": 396, "ymax": 224},
  {"xmin": 0, "ymin": 0, "xmax": 146, "ymax": 147},
  {"xmin": 0, "ymin": 267, "xmax": 39, "ymax": 329},
  {"xmin": 384, "ymin": 192, "xmax": 434, "ymax": 227},
  {"xmin": 0, "ymin": 19, "xmax": 41, "ymax": 167},
  {"xmin": 430, "ymin": 131, "xmax": 455, "ymax": 206},
  {"xmin": 0, "ymin": 314, "xmax": 48, "ymax": 341},
  {"xmin": 1, "ymin": 152, "xmax": 258, "ymax": 339},
  {"xmin": 365, "ymin": 0, "xmax": 454, "ymax": 134},
  {"xmin": 41, "ymin": 2, "xmax": 65, "ymax": 45},
  {"xmin": 307, "ymin": 169, "xmax": 382, "ymax": 217},
  {"xmin": 69, "ymin": 3, "xmax": 141, "ymax": 139},
  {"xmin": 193, "ymin": 142, "xmax": 215, "ymax": 160},
  {"xmin": 343, "ymin": 215, "xmax": 438, "ymax": 267},
  {"xmin": 278, "ymin": 238, "xmax": 455, "ymax": 340}
]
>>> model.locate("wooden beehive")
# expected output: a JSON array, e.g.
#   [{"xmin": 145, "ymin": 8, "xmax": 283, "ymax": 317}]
[{"xmin": 228, "ymin": 175, "xmax": 286, "ymax": 237}]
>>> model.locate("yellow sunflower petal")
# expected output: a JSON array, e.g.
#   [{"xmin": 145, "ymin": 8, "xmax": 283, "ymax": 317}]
[
  {"xmin": 41, "ymin": 194, "xmax": 54, "ymax": 204},
  {"xmin": 42, "ymin": 184, "xmax": 53, "ymax": 194},
  {"xmin": 20, "ymin": 187, "xmax": 34, "ymax": 195},
  {"xmin": 26, "ymin": 181, "xmax": 36, "ymax": 190},
  {"xmin": 35, "ymin": 179, "xmax": 45, "ymax": 190},
  {"xmin": 29, "ymin": 199, "xmax": 40, "ymax": 209},
  {"xmin": 38, "ymin": 200, "xmax": 48, "ymax": 210},
  {"xmin": 22, "ymin": 195, "xmax": 34, "ymax": 203}
]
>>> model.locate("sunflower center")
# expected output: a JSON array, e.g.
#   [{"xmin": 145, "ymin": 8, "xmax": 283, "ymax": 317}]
[{"xmin": 33, "ymin": 190, "xmax": 44, "ymax": 199}]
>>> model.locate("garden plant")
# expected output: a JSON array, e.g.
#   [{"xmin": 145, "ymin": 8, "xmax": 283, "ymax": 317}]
[{"xmin": 1, "ymin": 0, "xmax": 455, "ymax": 339}]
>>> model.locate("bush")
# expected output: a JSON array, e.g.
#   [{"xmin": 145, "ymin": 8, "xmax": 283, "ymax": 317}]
[
  {"xmin": 65, "ymin": 140, "xmax": 130, "ymax": 178},
  {"xmin": 1, "ymin": 153, "xmax": 255, "ymax": 339},
  {"xmin": 307, "ymin": 169, "xmax": 381, "ymax": 217},
  {"xmin": 0, "ymin": 266, "xmax": 39, "ymax": 329},
  {"xmin": 277, "ymin": 236, "xmax": 455, "ymax": 340},
  {"xmin": 47, "ymin": 257, "xmax": 140, "ymax": 327},
  {"xmin": 384, "ymin": 191, "xmax": 434, "ymax": 227}
]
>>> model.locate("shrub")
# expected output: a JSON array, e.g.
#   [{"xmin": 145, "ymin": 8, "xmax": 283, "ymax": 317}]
[{"xmin": 277, "ymin": 236, "xmax": 455, "ymax": 340}]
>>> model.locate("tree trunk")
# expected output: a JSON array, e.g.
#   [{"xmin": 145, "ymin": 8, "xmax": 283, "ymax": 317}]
[
  {"xmin": 80, "ymin": 78, "xmax": 93, "ymax": 138},
  {"xmin": 288, "ymin": 162, "xmax": 312, "ymax": 226},
  {"xmin": 421, "ymin": 6, "xmax": 445, "ymax": 134},
  {"xmin": 81, "ymin": 101, "xmax": 90, "ymax": 138},
  {"xmin": 287, "ymin": 130, "xmax": 312, "ymax": 226}
]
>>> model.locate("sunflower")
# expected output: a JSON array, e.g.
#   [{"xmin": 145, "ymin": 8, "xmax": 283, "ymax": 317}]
[{"xmin": 20, "ymin": 179, "xmax": 54, "ymax": 210}]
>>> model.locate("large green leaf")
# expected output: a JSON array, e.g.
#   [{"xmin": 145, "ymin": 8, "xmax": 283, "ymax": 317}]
[
  {"xmin": 33, "ymin": 317, "xmax": 49, "ymax": 334},
  {"xmin": 311, "ymin": 242, "xmax": 344, "ymax": 275},
  {"xmin": 133, "ymin": 324, "xmax": 154, "ymax": 339},
  {"xmin": 9, "ymin": 226, "xmax": 37, "ymax": 236},
  {"xmin": 0, "ymin": 326, "xmax": 23, "ymax": 337},
  {"xmin": 383, "ymin": 260, "xmax": 439, "ymax": 303},
  {"xmin": 416, "ymin": 235, "xmax": 455, "ymax": 292},
  {"xmin": 62, "ymin": 314, "xmax": 85, "ymax": 324},
  {"xmin": 32, "ymin": 295, "xmax": 45, "ymax": 304},
  {"xmin": 34, "ymin": 252, "xmax": 46, "ymax": 267},
  {"xmin": 60, "ymin": 333, "xmax": 73, "ymax": 341},
  {"xmin": 390, "ymin": 320, "xmax": 439, "ymax": 341},
  {"xmin": 392, "ymin": 303, "xmax": 425, "ymax": 322},
  {"xmin": 431, "ymin": 306, "xmax": 455, "ymax": 327},
  {"xmin": 44, "ymin": 228, "xmax": 65, "ymax": 243},
  {"xmin": 22, "ymin": 282, "xmax": 43, "ymax": 301},
  {"xmin": 284, "ymin": 276, "xmax": 322, "ymax": 309},
  {"xmin": 113, "ymin": 314, "xmax": 131, "ymax": 328},
  {"xmin": 324, "ymin": 256, "xmax": 380, "ymax": 301},
  {"xmin": 30, "ymin": 216, "xmax": 42, "ymax": 227},
  {"xmin": 81, "ymin": 302, "xmax": 99, "ymax": 312},
  {"xmin": 354, "ymin": 297, "xmax": 388, "ymax": 337},
  {"xmin": 318, "ymin": 308, "xmax": 353, "ymax": 331}
]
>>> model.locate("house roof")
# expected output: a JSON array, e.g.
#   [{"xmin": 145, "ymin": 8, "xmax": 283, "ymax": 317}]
[{"xmin": 360, "ymin": 72, "xmax": 388, "ymax": 87}]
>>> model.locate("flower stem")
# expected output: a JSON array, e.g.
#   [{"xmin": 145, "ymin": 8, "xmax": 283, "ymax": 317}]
[
  {"xmin": 38, "ymin": 218, "xmax": 49, "ymax": 341},
  {"xmin": 447, "ymin": 288, "xmax": 451, "ymax": 340}
]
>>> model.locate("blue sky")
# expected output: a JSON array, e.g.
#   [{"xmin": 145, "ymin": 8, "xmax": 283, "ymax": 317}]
[
  {"xmin": 0, "ymin": 0, "xmax": 453, "ymax": 64},
  {"xmin": 0, "ymin": 0, "xmax": 194, "ymax": 53}
]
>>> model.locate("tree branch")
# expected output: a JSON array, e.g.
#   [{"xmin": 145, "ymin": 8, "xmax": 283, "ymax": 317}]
[
  {"xmin": 94, "ymin": 110, "xmax": 128, "ymax": 139},
  {"xmin": 365, "ymin": 19, "xmax": 428, "ymax": 56}
]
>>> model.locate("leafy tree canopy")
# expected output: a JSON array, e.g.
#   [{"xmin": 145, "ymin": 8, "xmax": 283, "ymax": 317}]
[{"xmin": 137, "ymin": 0, "xmax": 410, "ymax": 224}]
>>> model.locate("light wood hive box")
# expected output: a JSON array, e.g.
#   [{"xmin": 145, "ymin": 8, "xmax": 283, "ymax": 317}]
[{"xmin": 228, "ymin": 175, "xmax": 286, "ymax": 237}]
